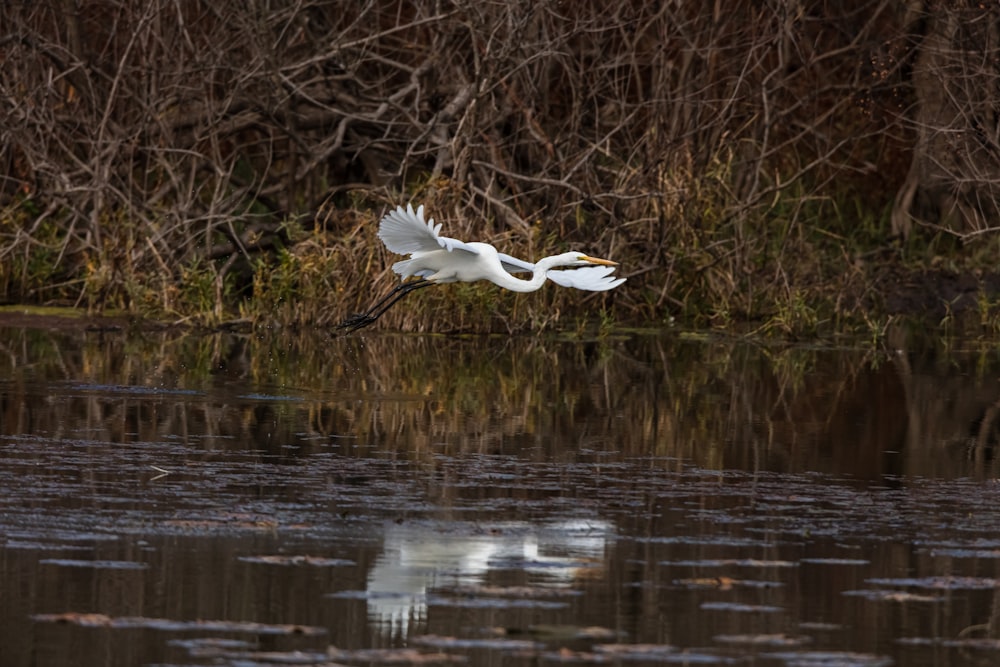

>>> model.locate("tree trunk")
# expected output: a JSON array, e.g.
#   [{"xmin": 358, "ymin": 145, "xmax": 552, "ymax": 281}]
[{"xmin": 892, "ymin": 2, "xmax": 1000, "ymax": 239}]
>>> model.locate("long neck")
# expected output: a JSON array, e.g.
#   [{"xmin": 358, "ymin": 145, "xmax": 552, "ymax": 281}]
[
  {"xmin": 490, "ymin": 254, "xmax": 571, "ymax": 293},
  {"xmin": 492, "ymin": 267, "xmax": 550, "ymax": 293}
]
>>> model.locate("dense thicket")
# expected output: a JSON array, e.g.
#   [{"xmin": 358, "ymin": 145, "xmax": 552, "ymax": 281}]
[{"xmin": 2, "ymin": 1, "xmax": 999, "ymax": 332}]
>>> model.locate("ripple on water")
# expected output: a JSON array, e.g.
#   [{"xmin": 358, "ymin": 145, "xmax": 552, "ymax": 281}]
[
  {"xmin": 763, "ymin": 651, "xmax": 894, "ymax": 667},
  {"xmin": 38, "ymin": 559, "xmax": 148, "ymax": 570},
  {"xmin": 69, "ymin": 383, "xmax": 204, "ymax": 397},
  {"xmin": 700, "ymin": 602, "xmax": 784, "ymax": 613},
  {"xmin": 237, "ymin": 554, "xmax": 355, "ymax": 566},
  {"xmin": 865, "ymin": 576, "xmax": 1000, "ymax": 590},
  {"xmin": 714, "ymin": 634, "xmax": 813, "ymax": 647}
]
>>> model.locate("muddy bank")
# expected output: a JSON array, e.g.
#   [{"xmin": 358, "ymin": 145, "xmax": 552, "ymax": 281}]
[
  {"xmin": 7, "ymin": 263, "xmax": 1000, "ymax": 338},
  {"xmin": 874, "ymin": 266, "xmax": 1000, "ymax": 322},
  {"xmin": 0, "ymin": 307, "xmax": 137, "ymax": 332}
]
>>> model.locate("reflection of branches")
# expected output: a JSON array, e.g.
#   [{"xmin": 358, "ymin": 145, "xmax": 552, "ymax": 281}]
[
  {"xmin": 4, "ymin": 327, "xmax": 1000, "ymax": 477},
  {"xmin": 970, "ymin": 396, "xmax": 1000, "ymax": 472}
]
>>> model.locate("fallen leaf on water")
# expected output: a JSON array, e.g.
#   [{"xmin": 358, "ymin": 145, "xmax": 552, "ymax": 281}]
[
  {"xmin": 674, "ymin": 576, "xmax": 737, "ymax": 590},
  {"xmin": 35, "ymin": 612, "xmax": 114, "ymax": 627}
]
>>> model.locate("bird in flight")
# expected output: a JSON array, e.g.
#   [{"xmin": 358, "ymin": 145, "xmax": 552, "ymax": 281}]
[{"xmin": 337, "ymin": 203, "xmax": 625, "ymax": 332}]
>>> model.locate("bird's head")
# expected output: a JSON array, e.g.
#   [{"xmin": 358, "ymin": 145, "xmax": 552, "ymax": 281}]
[
  {"xmin": 553, "ymin": 252, "xmax": 618, "ymax": 268},
  {"xmin": 534, "ymin": 251, "xmax": 619, "ymax": 271},
  {"xmin": 577, "ymin": 254, "xmax": 618, "ymax": 267}
]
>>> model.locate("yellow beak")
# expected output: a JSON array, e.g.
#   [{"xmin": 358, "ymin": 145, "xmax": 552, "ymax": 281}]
[{"xmin": 580, "ymin": 255, "xmax": 618, "ymax": 266}]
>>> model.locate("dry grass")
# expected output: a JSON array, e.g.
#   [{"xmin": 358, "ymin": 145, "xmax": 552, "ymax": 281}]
[{"xmin": 2, "ymin": 1, "xmax": 998, "ymax": 334}]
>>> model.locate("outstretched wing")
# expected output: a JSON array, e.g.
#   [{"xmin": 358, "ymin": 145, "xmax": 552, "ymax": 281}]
[
  {"xmin": 499, "ymin": 250, "xmax": 625, "ymax": 290},
  {"xmin": 547, "ymin": 265, "xmax": 626, "ymax": 291},
  {"xmin": 377, "ymin": 204, "xmax": 479, "ymax": 256},
  {"xmin": 496, "ymin": 252, "xmax": 534, "ymax": 274}
]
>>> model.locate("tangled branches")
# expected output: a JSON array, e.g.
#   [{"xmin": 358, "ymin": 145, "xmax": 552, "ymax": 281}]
[{"xmin": 0, "ymin": 1, "xmax": 994, "ymax": 329}]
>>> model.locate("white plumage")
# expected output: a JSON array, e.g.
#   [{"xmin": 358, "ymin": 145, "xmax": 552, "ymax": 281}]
[
  {"xmin": 338, "ymin": 203, "xmax": 625, "ymax": 332},
  {"xmin": 378, "ymin": 204, "xmax": 625, "ymax": 292}
]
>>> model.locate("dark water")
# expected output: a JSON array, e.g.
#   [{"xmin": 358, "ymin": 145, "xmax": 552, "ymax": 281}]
[{"xmin": 2, "ymin": 326, "xmax": 1000, "ymax": 666}]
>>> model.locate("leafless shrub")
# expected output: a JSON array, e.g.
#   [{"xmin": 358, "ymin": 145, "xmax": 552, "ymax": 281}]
[
  {"xmin": 892, "ymin": 2, "xmax": 1000, "ymax": 241},
  {"xmin": 1, "ymin": 0, "xmax": 977, "ymax": 329}
]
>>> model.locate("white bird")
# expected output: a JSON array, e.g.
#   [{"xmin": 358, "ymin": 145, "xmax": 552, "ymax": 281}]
[{"xmin": 338, "ymin": 203, "xmax": 625, "ymax": 332}]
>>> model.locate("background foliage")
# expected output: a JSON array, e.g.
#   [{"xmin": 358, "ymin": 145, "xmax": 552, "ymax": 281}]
[{"xmin": 2, "ymin": 1, "xmax": 999, "ymax": 333}]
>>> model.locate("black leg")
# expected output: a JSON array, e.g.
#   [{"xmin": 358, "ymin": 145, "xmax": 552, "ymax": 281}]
[{"xmin": 336, "ymin": 279, "xmax": 435, "ymax": 333}]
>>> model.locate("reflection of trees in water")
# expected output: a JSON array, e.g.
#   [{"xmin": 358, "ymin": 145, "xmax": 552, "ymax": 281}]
[
  {"xmin": 2, "ymin": 327, "xmax": 1000, "ymax": 477},
  {"xmin": 679, "ymin": 337, "xmax": 1000, "ymax": 479},
  {"xmin": 890, "ymin": 336, "xmax": 1000, "ymax": 478}
]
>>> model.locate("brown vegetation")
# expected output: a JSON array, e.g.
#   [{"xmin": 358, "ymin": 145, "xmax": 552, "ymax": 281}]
[{"xmin": 2, "ymin": 1, "xmax": 1000, "ymax": 334}]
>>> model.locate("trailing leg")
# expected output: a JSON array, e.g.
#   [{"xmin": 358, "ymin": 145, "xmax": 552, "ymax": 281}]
[{"xmin": 336, "ymin": 279, "xmax": 434, "ymax": 333}]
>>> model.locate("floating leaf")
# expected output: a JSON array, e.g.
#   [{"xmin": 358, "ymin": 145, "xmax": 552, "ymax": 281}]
[{"xmin": 675, "ymin": 576, "xmax": 737, "ymax": 590}]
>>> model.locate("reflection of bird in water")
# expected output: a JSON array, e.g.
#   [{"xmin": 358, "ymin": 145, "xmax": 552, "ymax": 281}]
[
  {"xmin": 338, "ymin": 204, "xmax": 625, "ymax": 332},
  {"xmin": 364, "ymin": 519, "xmax": 614, "ymax": 640}
]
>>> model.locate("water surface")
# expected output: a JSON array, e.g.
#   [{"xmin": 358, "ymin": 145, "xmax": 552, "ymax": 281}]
[{"xmin": 2, "ymin": 326, "xmax": 1000, "ymax": 666}]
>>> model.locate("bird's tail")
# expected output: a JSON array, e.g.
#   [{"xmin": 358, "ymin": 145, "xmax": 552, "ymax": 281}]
[{"xmin": 391, "ymin": 258, "xmax": 432, "ymax": 279}]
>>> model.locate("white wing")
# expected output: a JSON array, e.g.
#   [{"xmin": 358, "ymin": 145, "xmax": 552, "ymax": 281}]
[
  {"xmin": 499, "ymin": 250, "xmax": 625, "ymax": 290},
  {"xmin": 547, "ymin": 265, "xmax": 626, "ymax": 291},
  {"xmin": 377, "ymin": 204, "xmax": 480, "ymax": 256},
  {"xmin": 378, "ymin": 204, "xmax": 625, "ymax": 290},
  {"xmin": 497, "ymin": 252, "xmax": 534, "ymax": 274}
]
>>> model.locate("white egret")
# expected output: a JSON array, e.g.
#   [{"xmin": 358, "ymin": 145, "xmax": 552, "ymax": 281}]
[{"xmin": 337, "ymin": 203, "xmax": 625, "ymax": 332}]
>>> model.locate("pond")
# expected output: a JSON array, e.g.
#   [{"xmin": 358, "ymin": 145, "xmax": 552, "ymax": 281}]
[{"xmin": 1, "ymin": 324, "xmax": 1000, "ymax": 666}]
